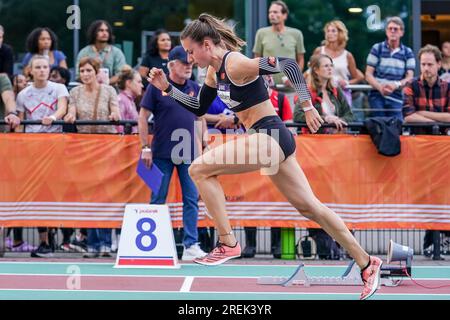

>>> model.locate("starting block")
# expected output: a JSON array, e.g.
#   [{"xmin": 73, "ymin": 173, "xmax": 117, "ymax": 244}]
[
  {"xmin": 258, "ymin": 261, "xmax": 402, "ymax": 287},
  {"xmin": 259, "ymin": 240, "xmax": 412, "ymax": 288}
]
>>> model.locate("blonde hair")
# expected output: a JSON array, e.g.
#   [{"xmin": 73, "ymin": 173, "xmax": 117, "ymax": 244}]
[
  {"xmin": 29, "ymin": 54, "xmax": 50, "ymax": 69},
  {"xmin": 308, "ymin": 54, "xmax": 335, "ymax": 92},
  {"xmin": 324, "ymin": 20, "xmax": 348, "ymax": 49},
  {"xmin": 180, "ymin": 13, "xmax": 246, "ymax": 52},
  {"xmin": 117, "ymin": 65, "xmax": 139, "ymax": 90}
]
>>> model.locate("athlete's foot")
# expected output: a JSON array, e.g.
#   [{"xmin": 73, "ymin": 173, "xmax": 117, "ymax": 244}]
[
  {"xmin": 194, "ymin": 241, "xmax": 241, "ymax": 266},
  {"xmin": 360, "ymin": 256, "xmax": 383, "ymax": 300}
]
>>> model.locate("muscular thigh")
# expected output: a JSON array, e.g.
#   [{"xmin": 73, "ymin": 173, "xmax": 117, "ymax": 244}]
[
  {"xmin": 192, "ymin": 133, "xmax": 286, "ymax": 177},
  {"xmin": 268, "ymin": 155, "xmax": 318, "ymax": 205}
]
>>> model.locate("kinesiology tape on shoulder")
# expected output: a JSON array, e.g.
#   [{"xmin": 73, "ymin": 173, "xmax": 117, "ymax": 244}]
[
  {"xmin": 259, "ymin": 57, "xmax": 311, "ymax": 103},
  {"xmin": 166, "ymin": 84, "xmax": 216, "ymax": 117}
]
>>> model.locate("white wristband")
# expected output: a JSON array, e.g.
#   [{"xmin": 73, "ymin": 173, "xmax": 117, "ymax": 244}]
[
  {"xmin": 142, "ymin": 147, "xmax": 152, "ymax": 153},
  {"xmin": 302, "ymin": 106, "xmax": 314, "ymax": 112},
  {"xmin": 49, "ymin": 115, "xmax": 57, "ymax": 121}
]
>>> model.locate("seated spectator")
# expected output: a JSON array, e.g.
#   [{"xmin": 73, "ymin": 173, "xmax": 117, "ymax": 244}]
[
  {"xmin": 12, "ymin": 74, "xmax": 28, "ymax": 97},
  {"xmin": 312, "ymin": 20, "xmax": 364, "ymax": 107},
  {"xmin": 22, "ymin": 27, "xmax": 67, "ymax": 80},
  {"xmin": 439, "ymin": 41, "xmax": 450, "ymax": 82},
  {"xmin": 2, "ymin": 73, "xmax": 30, "ymax": 251},
  {"xmin": 50, "ymin": 66, "xmax": 71, "ymax": 87},
  {"xmin": 16, "ymin": 55, "xmax": 69, "ymax": 258},
  {"xmin": 365, "ymin": 17, "xmax": 415, "ymax": 120},
  {"xmin": 1, "ymin": 72, "xmax": 31, "ymax": 252},
  {"xmin": 0, "ymin": 74, "xmax": 32, "ymax": 252},
  {"xmin": 65, "ymin": 57, "xmax": 120, "ymax": 134},
  {"xmin": 139, "ymin": 29, "xmax": 171, "ymax": 88},
  {"xmin": 0, "ymin": 25, "xmax": 14, "ymax": 79},
  {"xmin": 117, "ymin": 65, "xmax": 143, "ymax": 134},
  {"xmin": 65, "ymin": 57, "xmax": 120, "ymax": 258},
  {"xmin": 76, "ymin": 20, "xmax": 126, "ymax": 86},
  {"xmin": 403, "ymin": 45, "xmax": 450, "ymax": 131},
  {"xmin": 1, "ymin": 73, "xmax": 20, "ymax": 132},
  {"xmin": 294, "ymin": 54, "xmax": 353, "ymax": 133},
  {"xmin": 17, "ymin": 55, "xmax": 68, "ymax": 133}
]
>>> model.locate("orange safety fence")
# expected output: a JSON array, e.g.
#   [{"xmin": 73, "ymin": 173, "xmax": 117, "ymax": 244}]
[{"xmin": 0, "ymin": 133, "xmax": 449, "ymax": 230}]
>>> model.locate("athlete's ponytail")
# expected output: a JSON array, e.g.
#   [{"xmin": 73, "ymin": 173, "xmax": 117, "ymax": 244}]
[{"xmin": 181, "ymin": 13, "xmax": 246, "ymax": 52}]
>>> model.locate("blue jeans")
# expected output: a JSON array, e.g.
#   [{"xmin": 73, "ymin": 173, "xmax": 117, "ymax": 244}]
[
  {"xmin": 368, "ymin": 91, "xmax": 403, "ymax": 120},
  {"xmin": 150, "ymin": 158, "xmax": 199, "ymax": 248},
  {"xmin": 87, "ymin": 228, "xmax": 112, "ymax": 252}
]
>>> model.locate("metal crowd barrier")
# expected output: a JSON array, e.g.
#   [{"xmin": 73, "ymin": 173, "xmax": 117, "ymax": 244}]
[{"xmin": 2, "ymin": 120, "xmax": 450, "ymax": 132}]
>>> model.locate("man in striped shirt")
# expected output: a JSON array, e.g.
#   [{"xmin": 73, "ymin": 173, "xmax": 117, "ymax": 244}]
[
  {"xmin": 365, "ymin": 17, "xmax": 415, "ymax": 120},
  {"xmin": 403, "ymin": 45, "xmax": 450, "ymax": 125}
]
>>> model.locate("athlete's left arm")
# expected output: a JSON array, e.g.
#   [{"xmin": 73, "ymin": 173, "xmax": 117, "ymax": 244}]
[{"xmin": 226, "ymin": 53, "xmax": 311, "ymax": 106}]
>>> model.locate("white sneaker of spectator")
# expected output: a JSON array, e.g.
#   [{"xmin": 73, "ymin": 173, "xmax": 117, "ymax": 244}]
[
  {"xmin": 83, "ymin": 249, "xmax": 99, "ymax": 258},
  {"xmin": 111, "ymin": 234, "xmax": 121, "ymax": 253},
  {"xmin": 181, "ymin": 243, "xmax": 207, "ymax": 261},
  {"xmin": 100, "ymin": 245, "xmax": 112, "ymax": 258}
]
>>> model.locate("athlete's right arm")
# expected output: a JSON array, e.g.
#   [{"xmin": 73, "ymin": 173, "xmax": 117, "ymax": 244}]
[{"xmin": 147, "ymin": 67, "xmax": 217, "ymax": 117}]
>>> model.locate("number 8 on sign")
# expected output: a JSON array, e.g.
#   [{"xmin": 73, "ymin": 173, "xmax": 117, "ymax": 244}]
[
  {"xmin": 136, "ymin": 218, "xmax": 157, "ymax": 251},
  {"xmin": 116, "ymin": 205, "xmax": 179, "ymax": 268}
]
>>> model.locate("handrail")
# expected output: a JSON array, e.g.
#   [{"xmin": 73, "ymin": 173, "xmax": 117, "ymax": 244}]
[
  {"xmin": 275, "ymin": 84, "xmax": 374, "ymax": 91},
  {"xmin": 2, "ymin": 120, "xmax": 450, "ymax": 135}
]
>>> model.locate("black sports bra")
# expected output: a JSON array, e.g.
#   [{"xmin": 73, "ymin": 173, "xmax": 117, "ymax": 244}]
[{"xmin": 215, "ymin": 51, "xmax": 269, "ymax": 112}]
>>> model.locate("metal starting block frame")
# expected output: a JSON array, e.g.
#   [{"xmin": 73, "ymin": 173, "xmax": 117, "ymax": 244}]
[{"xmin": 258, "ymin": 261, "xmax": 401, "ymax": 287}]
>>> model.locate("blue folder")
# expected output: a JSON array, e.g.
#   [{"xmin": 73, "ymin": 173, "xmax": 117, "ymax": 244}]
[{"xmin": 136, "ymin": 159, "xmax": 164, "ymax": 195}]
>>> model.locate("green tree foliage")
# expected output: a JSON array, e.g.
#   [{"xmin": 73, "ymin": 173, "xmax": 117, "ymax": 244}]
[{"xmin": 0, "ymin": 0, "xmax": 411, "ymax": 71}]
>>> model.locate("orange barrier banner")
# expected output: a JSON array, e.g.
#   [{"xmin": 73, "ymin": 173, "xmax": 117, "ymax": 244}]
[{"xmin": 0, "ymin": 133, "xmax": 449, "ymax": 230}]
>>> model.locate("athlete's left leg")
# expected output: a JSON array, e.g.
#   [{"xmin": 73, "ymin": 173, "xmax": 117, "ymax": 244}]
[
  {"xmin": 268, "ymin": 155, "xmax": 383, "ymax": 300},
  {"xmin": 268, "ymin": 155, "xmax": 370, "ymax": 268}
]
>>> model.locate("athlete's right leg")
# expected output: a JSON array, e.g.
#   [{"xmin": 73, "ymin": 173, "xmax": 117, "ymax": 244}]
[{"xmin": 189, "ymin": 133, "xmax": 285, "ymax": 248}]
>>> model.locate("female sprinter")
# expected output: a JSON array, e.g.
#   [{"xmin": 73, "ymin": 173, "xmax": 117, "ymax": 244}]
[{"xmin": 148, "ymin": 13, "xmax": 382, "ymax": 300}]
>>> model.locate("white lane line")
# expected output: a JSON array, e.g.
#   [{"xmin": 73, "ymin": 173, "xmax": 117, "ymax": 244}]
[
  {"xmin": 180, "ymin": 276, "xmax": 194, "ymax": 292},
  {"xmin": 0, "ymin": 288, "xmax": 449, "ymax": 298},
  {"xmin": 0, "ymin": 262, "xmax": 450, "ymax": 270},
  {"xmin": 0, "ymin": 273, "xmax": 449, "ymax": 282}
]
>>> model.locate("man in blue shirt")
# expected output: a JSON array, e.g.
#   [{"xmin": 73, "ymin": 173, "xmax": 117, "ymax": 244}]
[
  {"xmin": 365, "ymin": 16, "xmax": 415, "ymax": 120},
  {"xmin": 138, "ymin": 46, "xmax": 207, "ymax": 261}
]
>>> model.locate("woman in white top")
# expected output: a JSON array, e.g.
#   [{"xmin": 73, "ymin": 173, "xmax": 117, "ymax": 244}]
[{"xmin": 312, "ymin": 20, "xmax": 364, "ymax": 105}]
